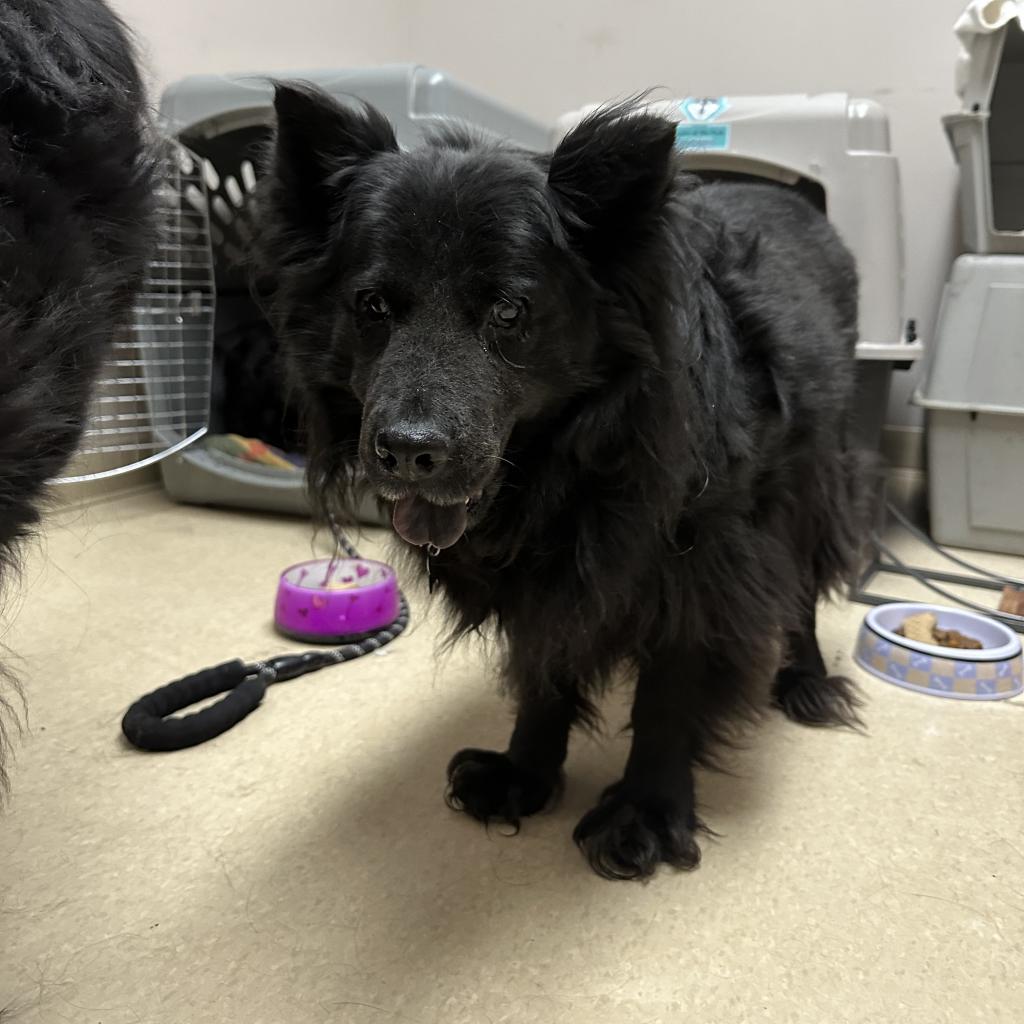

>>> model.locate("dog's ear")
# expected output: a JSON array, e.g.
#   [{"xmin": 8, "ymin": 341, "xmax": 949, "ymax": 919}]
[
  {"xmin": 266, "ymin": 82, "xmax": 397, "ymax": 255},
  {"xmin": 548, "ymin": 104, "xmax": 676, "ymax": 239}
]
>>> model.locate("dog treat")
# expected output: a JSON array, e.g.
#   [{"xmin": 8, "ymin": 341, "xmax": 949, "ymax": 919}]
[
  {"xmin": 932, "ymin": 627, "xmax": 983, "ymax": 650},
  {"xmin": 899, "ymin": 612, "xmax": 937, "ymax": 643},
  {"xmin": 897, "ymin": 612, "xmax": 982, "ymax": 650},
  {"xmin": 998, "ymin": 585, "xmax": 1024, "ymax": 618}
]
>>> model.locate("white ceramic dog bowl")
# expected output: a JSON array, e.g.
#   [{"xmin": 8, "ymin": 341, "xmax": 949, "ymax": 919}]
[{"xmin": 854, "ymin": 602, "xmax": 1022, "ymax": 701}]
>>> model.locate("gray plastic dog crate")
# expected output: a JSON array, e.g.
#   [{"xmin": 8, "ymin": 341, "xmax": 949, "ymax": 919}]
[{"xmin": 153, "ymin": 65, "xmax": 549, "ymax": 516}]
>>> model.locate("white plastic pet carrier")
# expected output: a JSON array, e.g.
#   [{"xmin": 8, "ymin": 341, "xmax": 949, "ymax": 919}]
[
  {"xmin": 557, "ymin": 93, "xmax": 922, "ymax": 449},
  {"xmin": 64, "ymin": 79, "xmax": 917, "ymax": 502},
  {"xmin": 915, "ymin": 6, "xmax": 1024, "ymax": 555},
  {"xmin": 146, "ymin": 64, "xmax": 550, "ymax": 517}
]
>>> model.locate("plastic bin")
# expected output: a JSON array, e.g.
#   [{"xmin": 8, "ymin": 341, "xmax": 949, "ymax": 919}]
[{"xmin": 915, "ymin": 254, "xmax": 1024, "ymax": 555}]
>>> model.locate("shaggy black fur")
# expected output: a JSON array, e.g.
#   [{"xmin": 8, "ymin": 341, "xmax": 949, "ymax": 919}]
[
  {"xmin": 0, "ymin": 0, "xmax": 155, "ymax": 791},
  {"xmin": 260, "ymin": 83, "xmax": 874, "ymax": 880}
]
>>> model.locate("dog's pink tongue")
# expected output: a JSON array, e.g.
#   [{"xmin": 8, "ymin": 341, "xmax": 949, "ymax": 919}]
[{"xmin": 392, "ymin": 496, "xmax": 468, "ymax": 549}]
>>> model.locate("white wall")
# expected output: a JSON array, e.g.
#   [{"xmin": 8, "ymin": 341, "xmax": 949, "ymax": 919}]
[
  {"xmin": 115, "ymin": 0, "xmax": 971, "ymax": 428},
  {"xmin": 111, "ymin": 0, "xmax": 413, "ymax": 92}
]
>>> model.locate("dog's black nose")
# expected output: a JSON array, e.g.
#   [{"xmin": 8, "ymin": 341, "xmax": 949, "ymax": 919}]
[{"xmin": 374, "ymin": 425, "xmax": 451, "ymax": 480}]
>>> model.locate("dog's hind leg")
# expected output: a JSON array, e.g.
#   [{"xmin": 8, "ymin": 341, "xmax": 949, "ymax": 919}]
[
  {"xmin": 445, "ymin": 683, "xmax": 584, "ymax": 829},
  {"xmin": 772, "ymin": 602, "xmax": 862, "ymax": 728}
]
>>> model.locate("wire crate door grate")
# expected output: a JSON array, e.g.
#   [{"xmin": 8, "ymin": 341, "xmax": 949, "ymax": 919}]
[{"xmin": 54, "ymin": 142, "xmax": 215, "ymax": 484}]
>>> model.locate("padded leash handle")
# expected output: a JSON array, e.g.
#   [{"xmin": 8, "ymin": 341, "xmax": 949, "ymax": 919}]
[
  {"xmin": 121, "ymin": 600, "xmax": 410, "ymax": 752},
  {"xmin": 121, "ymin": 659, "xmax": 262, "ymax": 752},
  {"xmin": 121, "ymin": 651, "xmax": 381, "ymax": 751}
]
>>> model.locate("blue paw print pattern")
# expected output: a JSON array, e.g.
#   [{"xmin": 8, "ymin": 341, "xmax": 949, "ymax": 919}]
[{"xmin": 854, "ymin": 626, "xmax": 1023, "ymax": 701}]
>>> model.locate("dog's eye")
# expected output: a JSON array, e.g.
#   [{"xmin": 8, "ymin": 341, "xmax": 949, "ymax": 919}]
[
  {"xmin": 358, "ymin": 291, "xmax": 391, "ymax": 322},
  {"xmin": 490, "ymin": 299, "xmax": 523, "ymax": 329}
]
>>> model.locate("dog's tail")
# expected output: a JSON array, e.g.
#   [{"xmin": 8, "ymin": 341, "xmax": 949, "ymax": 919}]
[{"xmin": 0, "ymin": 0, "xmax": 158, "ymax": 795}]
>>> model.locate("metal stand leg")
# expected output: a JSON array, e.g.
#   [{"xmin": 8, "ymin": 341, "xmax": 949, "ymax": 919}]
[{"xmin": 850, "ymin": 503, "xmax": 1024, "ymax": 633}]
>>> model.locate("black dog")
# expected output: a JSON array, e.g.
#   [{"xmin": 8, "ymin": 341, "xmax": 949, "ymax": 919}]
[
  {"xmin": 0, "ymin": 0, "xmax": 155, "ymax": 790},
  {"xmin": 261, "ymin": 83, "xmax": 873, "ymax": 879}
]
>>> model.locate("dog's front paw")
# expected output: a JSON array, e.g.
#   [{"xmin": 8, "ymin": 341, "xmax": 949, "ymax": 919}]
[
  {"xmin": 445, "ymin": 748, "xmax": 561, "ymax": 828},
  {"xmin": 572, "ymin": 792, "xmax": 702, "ymax": 881}
]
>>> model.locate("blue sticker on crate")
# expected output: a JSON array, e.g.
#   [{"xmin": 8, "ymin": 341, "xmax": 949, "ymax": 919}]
[
  {"xmin": 679, "ymin": 96, "xmax": 729, "ymax": 122},
  {"xmin": 675, "ymin": 123, "xmax": 731, "ymax": 152}
]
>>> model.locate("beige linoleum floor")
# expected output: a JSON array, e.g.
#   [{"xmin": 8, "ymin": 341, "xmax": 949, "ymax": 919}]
[{"xmin": 1, "ymin": 488, "xmax": 1022, "ymax": 1024}]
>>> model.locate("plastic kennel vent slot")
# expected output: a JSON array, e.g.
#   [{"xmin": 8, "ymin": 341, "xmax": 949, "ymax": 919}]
[
  {"xmin": 557, "ymin": 93, "xmax": 922, "ymax": 451},
  {"xmin": 54, "ymin": 142, "xmax": 215, "ymax": 484},
  {"xmin": 152, "ymin": 65, "xmax": 550, "ymax": 517}
]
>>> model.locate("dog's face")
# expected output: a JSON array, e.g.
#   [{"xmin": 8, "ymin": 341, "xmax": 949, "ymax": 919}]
[{"xmin": 265, "ymin": 85, "xmax": 675, "ymax": 549}]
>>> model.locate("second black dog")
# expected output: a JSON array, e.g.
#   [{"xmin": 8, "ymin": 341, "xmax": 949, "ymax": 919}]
[{"xmin": 0, "ymin": 0, "xmax": 155, "ymax": 794}]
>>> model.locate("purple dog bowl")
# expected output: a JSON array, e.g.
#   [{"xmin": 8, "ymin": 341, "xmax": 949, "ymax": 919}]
[
  {"xmin": 275, "ymin": 557, "xmax": 400, "ymax": 643},
  {"xmin": 854, "ymin": 602, "xmax": 1023, "ymax": 701}
]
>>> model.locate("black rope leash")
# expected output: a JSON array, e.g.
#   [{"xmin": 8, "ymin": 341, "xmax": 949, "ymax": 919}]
[{"xmin": 121, "ymin": 534, "xmax": 410, "ymax": 752}]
